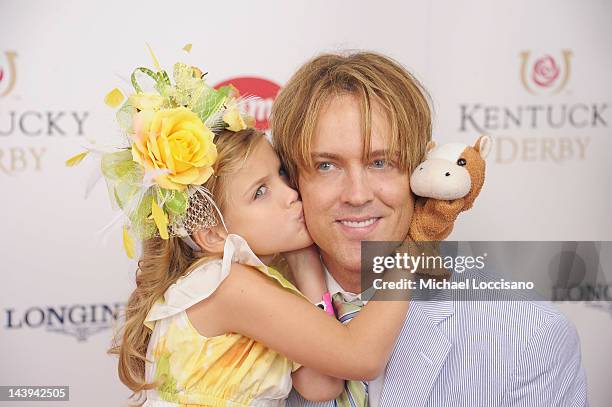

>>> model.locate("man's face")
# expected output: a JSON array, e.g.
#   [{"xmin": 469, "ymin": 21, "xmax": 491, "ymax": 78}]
[{"xmin": 298, "ymin": 93, "xmax": 414, "ymax": 274}]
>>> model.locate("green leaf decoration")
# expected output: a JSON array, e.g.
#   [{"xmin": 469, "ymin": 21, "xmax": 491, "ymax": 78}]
[
  {"xmin": 130, "ymin": 67, "xmax": 158, "ymax": 94},
  {"xmin": 164, "ymin": 190, "xmax": 189, "ymax": 215},
  {"xmin": 130, "ymin": 66, "xmax": 172, "ymax": 102},
  {"xmin": 129, "ymin": 191, "xmax": 157, "ymax": 240},
  {"xmin": 192, "ymin": 86, "xmax": 229, "ymax": 123},
  {"xmin": 116, "ymin": 100, "xmax": 136, "ymax": 134},
  {"xmin": 170, "ymin": 62, "xmax": 205, "ymax": 108},
  {"xmin": 101, "ymin": 150, "xmax": 141, "ymax": 181}
]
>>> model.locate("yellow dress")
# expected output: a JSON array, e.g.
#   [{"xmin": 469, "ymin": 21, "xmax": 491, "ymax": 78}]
[{"xmin": 143, "ymin": 234, "xmax": 305, "ymax": 407}]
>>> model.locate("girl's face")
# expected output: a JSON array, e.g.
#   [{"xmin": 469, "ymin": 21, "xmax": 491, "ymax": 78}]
[{"xmin": 222, "ymin": 138, "xmax": 313, "ymax": 256}]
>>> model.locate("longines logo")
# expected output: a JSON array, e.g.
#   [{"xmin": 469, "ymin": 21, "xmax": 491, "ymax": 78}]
[
  {"xmin": 550, "ymin": 242, "xmax": 612, "ymax": 318},
  {"xmin": 0, "ymin": 50, "xmax": 17, "ymax": 97},
  {"xmin": 3, "ymin": 302, "xmax": 125, "ymax": 342},
  {"xmin": 0, "ymin": 49, "xmax": 90, "ymax": 175},
  {"xmin": 520, "ymin": 50, "xmax": 572, "ymax": 95},
  {"xmin": 458, "ymin": 49, "xmax": 609, "ymax": 164}
]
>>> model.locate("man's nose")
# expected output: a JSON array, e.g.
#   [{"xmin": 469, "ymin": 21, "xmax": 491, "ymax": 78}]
[{"xmin": 341, "ymin": 168, "xmax": 374, "ymax": 206}]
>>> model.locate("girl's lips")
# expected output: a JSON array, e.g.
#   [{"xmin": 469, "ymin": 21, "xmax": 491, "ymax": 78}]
[{"xmin": 293, "ymin": 208, "xmax": 305, "ymax": 223}]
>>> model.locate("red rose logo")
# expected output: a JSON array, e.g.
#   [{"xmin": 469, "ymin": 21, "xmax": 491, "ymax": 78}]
[
  {"xmin": 214, "ymin": 76, "xmax": 281, "ymax": 131},
  {"xmin": 531, "ymin": 55, "xmax": 560, "ymax": 87},
  {"xmin": 0, "ymin": 51, "xmax": 17, "ymax": 97}
]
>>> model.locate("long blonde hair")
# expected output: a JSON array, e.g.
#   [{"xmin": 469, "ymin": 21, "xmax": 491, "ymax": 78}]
[
  {"xmin": 271, "ymin": 51, "xmax": 432, "ymax": 185},
  {"xmin": 108, "ymin": 128, "xmax": 265, "ymax": 400}
]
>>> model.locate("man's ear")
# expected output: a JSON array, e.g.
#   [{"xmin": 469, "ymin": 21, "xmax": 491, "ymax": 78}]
[{"xmin": 191, "ymin": 225, "xmax": 227, "ymax": 254}]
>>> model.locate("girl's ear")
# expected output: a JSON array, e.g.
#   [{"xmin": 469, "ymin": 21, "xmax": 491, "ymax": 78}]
[{"xmin": 192, "ymin": 225, "xmax": 228, "ymax": 254}]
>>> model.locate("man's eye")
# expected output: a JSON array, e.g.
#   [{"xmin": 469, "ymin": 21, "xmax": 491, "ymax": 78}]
[
  {"xmin": 317, "ymin": 162, "xmax": 334, "ymax": 171},
  {"xmin": 371, "ymin": 159, "xmax": 390, "ymax": 169},
  {"xmin": 254, "ymin": 185, "xmax": 268, "ymax": 199}
]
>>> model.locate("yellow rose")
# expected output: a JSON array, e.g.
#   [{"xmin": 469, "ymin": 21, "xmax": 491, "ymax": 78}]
[{"xmin": 131, "ymin": 107, "xmax": 217, "ymax": 190}]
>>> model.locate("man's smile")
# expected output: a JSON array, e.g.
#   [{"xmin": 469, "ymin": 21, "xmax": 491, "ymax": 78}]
[{"xmin": 335, "ymin": 216, "xmax": 382, "ymax": 237}]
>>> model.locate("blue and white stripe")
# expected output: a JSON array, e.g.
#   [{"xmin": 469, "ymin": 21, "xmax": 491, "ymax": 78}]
[{"xmin": 286, "ymin": 291, "xmax": 588, "ymax": 407}]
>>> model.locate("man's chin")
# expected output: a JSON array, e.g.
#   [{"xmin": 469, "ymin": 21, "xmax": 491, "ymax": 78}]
[{"xmin": 324, "ymin": 240, "xmax": 361, "ymax": 270}]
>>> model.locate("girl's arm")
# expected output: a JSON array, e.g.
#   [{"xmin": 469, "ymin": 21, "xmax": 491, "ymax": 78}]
[
  {"xmin": 286, "ymin": 245, "xmax": 328, "ymax": 303},
  {"xmin": 284, "ymin": 246, "xmax": 344, "ymax": 401},
  {"xmin": 189, "ymin": 261, "xmax": 411, "ymax": 381}
]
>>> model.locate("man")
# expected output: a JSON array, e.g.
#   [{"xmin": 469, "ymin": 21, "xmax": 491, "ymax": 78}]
[{"xmin": 271, "ymin": 52, "xmax": 588, "ymax": 406}]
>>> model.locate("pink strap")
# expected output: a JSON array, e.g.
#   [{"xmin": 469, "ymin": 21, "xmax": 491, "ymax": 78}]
[{"xmin": 322, "ymin": 292, "xmax": 335, "ymax": 316}]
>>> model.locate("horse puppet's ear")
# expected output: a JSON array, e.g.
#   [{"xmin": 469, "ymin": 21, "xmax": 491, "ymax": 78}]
[
  {"xmin": 426, "ymin": 140, "xmax": 438, "ymax": 154},
  {"xmin": 474, "ymin": 135, "xmax": 492, "ymax": 159}
]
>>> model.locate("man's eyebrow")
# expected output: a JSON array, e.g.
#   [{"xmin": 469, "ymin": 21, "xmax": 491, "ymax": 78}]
[
  {"xmin": 311, "ymin": 152, "xmax": 342, "ymax": 160},
  {"xmin": 369, "ymin": 149, "xmax": 392, "ymax": 157},
  {"xmin": 311, "ymin": 150, "xmax": 395, "ymax": 159},
  {"xmin": 244, "ymin": 175, "xmax": 269, "ymax": 198}
]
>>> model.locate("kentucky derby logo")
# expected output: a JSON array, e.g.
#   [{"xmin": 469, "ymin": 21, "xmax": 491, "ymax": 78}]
[
  {"xmin": 0, "ymin": 50, "xmax": 18, "ymax": 97},
  {"xmin": 214, "ymin": 76, "xmax": 281, "ymax": 131},
  {"xmin": 520, "ymin": 50, "xmax": 572, "ymax": 95}
]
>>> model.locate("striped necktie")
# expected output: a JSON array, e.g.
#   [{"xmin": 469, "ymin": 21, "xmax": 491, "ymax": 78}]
[{"xmin": 332, "ymin": 292, "xmax": 369, "ymax": 407}]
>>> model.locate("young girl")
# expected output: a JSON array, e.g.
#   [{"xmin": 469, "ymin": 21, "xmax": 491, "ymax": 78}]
[
  {"xmin": 115, "ymin": 127, "xmax": 412, "ymax": 406},
  {"xmin": 71, "ymin": 55, "xmax": 412, "ymax": 406}
]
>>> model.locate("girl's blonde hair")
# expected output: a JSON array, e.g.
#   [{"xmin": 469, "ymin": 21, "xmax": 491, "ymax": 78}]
[
  {"xmin": 108, "ymin": 128, "xmax": 265, "ymax": 400},
  {"xmin": 271, "ymin": 51, "xmax": 432, "ymax": 185}
]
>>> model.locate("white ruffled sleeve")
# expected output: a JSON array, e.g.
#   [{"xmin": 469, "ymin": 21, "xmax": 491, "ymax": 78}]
[{"xmin": 144, "ymin": 234, "xmax": 305, "ymax": 329}]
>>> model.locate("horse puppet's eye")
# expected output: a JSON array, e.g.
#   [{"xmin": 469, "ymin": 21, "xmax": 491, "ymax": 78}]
[{"xmin": 457, "ymin": 158, "xmax": 467, "ymax": 166}]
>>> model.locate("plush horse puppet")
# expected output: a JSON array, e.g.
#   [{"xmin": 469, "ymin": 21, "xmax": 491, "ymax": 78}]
[{"xmin": 408, "ymin": 135, "xmax": 492, "ymax": 242}]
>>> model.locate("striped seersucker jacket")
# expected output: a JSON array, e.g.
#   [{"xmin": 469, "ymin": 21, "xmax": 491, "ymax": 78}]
[{"xmin": 286, "ymin": 296, "xmax": 588, "ymax": 407}]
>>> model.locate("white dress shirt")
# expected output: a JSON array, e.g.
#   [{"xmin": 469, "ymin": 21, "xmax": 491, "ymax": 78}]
[{"xmin": 324, "ymin": 269, "xmax": 385, "ymax": 407}]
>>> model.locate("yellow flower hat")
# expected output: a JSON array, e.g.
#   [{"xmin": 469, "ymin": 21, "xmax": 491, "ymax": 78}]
[{"xmin": 67, "ymin": 45, "xmax": 254, "ymax": 257}]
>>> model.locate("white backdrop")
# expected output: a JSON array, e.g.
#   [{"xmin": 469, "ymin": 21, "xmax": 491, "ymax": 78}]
[{"xmin": 1, "ymin": 1, "xmax": 610, "ymax": 406}]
